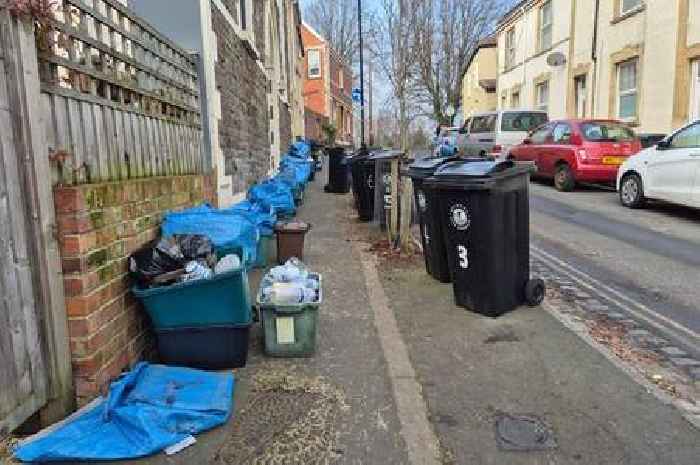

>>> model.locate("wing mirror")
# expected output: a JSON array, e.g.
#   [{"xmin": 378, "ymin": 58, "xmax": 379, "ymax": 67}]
[{"xmin": 656, "ymin": 139, "xmax": 671, "ymax": 150}]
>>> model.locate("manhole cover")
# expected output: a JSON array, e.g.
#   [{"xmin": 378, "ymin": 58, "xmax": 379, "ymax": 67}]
[{"xmin": 494, "ymin": 414, "xmax": 556, "ymax": 451}]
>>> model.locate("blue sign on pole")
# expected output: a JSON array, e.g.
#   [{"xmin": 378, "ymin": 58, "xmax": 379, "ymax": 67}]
[{"xmin": 352, "ymin": 88, "xmax": 362, "ymax": 103}]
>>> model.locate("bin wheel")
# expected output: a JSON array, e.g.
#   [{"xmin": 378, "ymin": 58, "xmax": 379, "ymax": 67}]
[{"xmin": 525, "ymin": 279, "xmax": 546, "ymax": 307}]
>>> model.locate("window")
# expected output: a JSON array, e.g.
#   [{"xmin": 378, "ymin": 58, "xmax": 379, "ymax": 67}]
[
  {"xmin": 691, "ymin": 59, "xmax": 700, "ymax": 121},
  {"xmin": 470, "ymin": 115, "xmax": 497, "ymax": 133},
  {"xmin": 536, "ymin": 81, "xmax": 549, "ymax": 113},
  {"xmin": 339, "ymin": 69, "xmax": 344, "ymax": 89},
  {"xmin": 239, "ymin": 0, "xmax": 246, "ymax": 29},
  {"xmin": 539, "ymin": 1, "xmax": 553, "ymax": 52},
  {"xmin": 530, "ymin": 124, "xmax": 553, "ymax": 144},
  {"xmin": 501, "ymin": 95, "xmax": 507, "ymax": 109},
  {"xmin": 511, "ymin": 91, "xmax": 520, "ymax": 108},
  {"xmin": 621, "ymin": 0, "xmax": 642, "ymax": 15},
  {"xmin": 580, "ymin": 122, "xmax": 635, "ymax": 141},
  {"xmin": 552, "ymin": 123, "xmax": 573, "ymax": 143},
  {"xmin": 308, "ymin": 49, "xmax": 321, "ymax": 78},
  {"xmin": 501, "ymin": 112, "xmax": 548, "ymax": 132},
  {"xmin": 670, "ymin": 123, "xmax": 700, "ymax": 149},
  {"xmin": 618, "ymin": 59, "xmax": 638, "ymax": 121},
  {"xmin": 505, "ymin": 28, "xmax": 516, "ymax": 69},
  {"xmin": 575, "ymin": 75, "xmax": 587, "ymax": 118}
]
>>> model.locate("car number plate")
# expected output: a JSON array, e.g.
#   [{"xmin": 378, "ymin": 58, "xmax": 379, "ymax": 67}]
[{"xmin": 602, "ymin": 156, "xmax": 624, "ymax": 165}]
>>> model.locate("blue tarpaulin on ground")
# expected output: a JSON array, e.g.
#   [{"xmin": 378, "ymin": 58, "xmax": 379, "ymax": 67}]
[
  {"xmin": 248, "ymin": 179, "xmax": 296, "ymax": 217},
  {"xmin": 13, "ymin": 363, "xmax": 234, "ymax": 462},
  {"xmin": 161, "ymin": 209, "xmax": 260, "ymax": 263}
]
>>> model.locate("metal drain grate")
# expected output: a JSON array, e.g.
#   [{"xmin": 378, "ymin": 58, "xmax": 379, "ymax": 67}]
[{"xmin": 494, "ymin": 414, "xmax": 557, "ymax": 451}]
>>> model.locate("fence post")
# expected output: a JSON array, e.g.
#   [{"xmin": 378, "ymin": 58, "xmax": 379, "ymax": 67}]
[
  {"xmin": 389, "ymin": 158, "xmax": 399, "ymax": 242},
  {"xmin": 399, "ymin": 174, "xmax": 414, "ymax": 251}
]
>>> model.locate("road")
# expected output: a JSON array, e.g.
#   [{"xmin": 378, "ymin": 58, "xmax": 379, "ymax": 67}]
[{"xmin": 529, "ymin": 180, "xmax": 700, "ymax": 358}]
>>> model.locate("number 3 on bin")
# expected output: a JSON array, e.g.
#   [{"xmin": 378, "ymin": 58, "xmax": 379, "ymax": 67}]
[{"xmin": 457, "ymin": 245, "xmax": 469, "ymax": 269}]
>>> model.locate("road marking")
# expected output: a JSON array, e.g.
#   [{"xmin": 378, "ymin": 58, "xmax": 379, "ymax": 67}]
[
  {"xmin": 531, "ymin": 246, "xmax": 700, "ymax": 353},
  {"xmin": 357, "ymin": 247, "xmax": 441, "ymax": 465}
]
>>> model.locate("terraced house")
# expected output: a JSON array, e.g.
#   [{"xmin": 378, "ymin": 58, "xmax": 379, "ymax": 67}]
[{"xmin": 496, "ymin": 0, "xmax": 700, "ymax": 134}]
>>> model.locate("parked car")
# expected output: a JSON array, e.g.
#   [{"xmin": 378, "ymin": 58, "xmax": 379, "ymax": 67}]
[
  {"xmin": 509, "ymin": 119, "xmax": 642, "ymax": 191},
  {"xmin": 458, "ymin": 110, "xmax": 548, "ymax": 159},
  {"xmin": 618, "ymin": 120, "xmax": 700, "ymax": 209},
  {"xmin": 432, "ymin": 126, "xmax": 461, "ymax": 156},
  {"xmin": 637, "ymin": 133, "xmax": 667, "ymax": 149}
]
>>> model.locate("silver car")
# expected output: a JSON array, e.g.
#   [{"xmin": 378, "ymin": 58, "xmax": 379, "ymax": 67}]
[{"xmin": 459, "ymin": 110, "xmax": 549, "ymax": 159}]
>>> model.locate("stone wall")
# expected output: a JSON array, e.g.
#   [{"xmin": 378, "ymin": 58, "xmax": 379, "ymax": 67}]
[
  {"xmin": 280, "ymin": 99, "xmax": 292, "ymax": 149},
  {"xmin": 54, "ymin": 175, "xmax": 214, "ymax": 405},
  {"xmin": 212, "ymin": 7, "xmax": 270, "ymax": 195}
]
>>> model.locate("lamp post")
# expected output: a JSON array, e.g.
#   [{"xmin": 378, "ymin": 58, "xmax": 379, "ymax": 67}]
[{"xmin": 358, "ymin": 0, "xmax": 365, "ymax": 148}]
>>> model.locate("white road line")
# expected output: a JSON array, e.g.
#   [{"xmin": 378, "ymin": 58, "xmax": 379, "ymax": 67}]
[{"xmin": 531, "ymin": 246, "xmax": 700, "ymax": 351}]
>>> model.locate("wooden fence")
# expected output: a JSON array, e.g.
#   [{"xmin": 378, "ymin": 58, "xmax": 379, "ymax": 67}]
[{"xmin": 37, "ymin": 0, "xmax": 203, "ymax": 185}]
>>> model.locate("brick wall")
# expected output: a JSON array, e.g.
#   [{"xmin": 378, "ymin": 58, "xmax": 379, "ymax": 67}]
[
  {"xmin": 280, "ymin": 99, "xmax": 292, "ymax": 149},
  {"xmin": 212, "ymin": 7, "xmax": 271, "ymax": 195},
  {"xmin": 54, "ymin": 175, "xmax": 213, "ymax": 405}
]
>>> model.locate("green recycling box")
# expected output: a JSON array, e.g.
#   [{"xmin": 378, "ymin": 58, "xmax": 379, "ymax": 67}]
[{"xmin": 257, "ymin": 273, "xmax": 322, "ymax": 357}]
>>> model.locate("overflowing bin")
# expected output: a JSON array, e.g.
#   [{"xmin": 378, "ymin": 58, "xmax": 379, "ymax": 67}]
[
  {"xmin": 408, "ymin": 156, "xmax": 459, "ymax": 283},
  {"xmin": 426, "ymin": 160, "xmax": 545, "ymax": 316}
]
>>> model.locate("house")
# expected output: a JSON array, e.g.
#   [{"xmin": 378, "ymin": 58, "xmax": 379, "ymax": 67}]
[
  {"xmin": 301, "ymin": 23, "xmax": 354, "ymax": 145},
  {"xmin": 461, "ymin": 37, "xmax": 498, "ymax": 118},
  {"xmin": 495, "ymin": 0, "xmax": 700, "ymax": 134},
  {"xmin": 129, "ymin": 0, "xmax": 306, "ymax": 207}
]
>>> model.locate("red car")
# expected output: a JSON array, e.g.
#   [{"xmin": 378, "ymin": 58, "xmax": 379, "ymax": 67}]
[{"xmin": 509, "ymin": 119, "xmax": 642, "ymax": 191}]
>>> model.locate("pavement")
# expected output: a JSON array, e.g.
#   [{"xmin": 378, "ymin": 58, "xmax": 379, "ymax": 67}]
[{"xmin": 9, "ymin": 171, "xmax": 700, "ymax": 464}]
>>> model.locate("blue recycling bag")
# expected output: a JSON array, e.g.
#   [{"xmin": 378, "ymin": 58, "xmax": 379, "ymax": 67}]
[
  {"xmin": 161, "ymin": 209, "xmax": 260, "ymax": 263},
  {"xmin": 224, "ymin": 200, "xmax": 277, "ymax": 237},
  {"xmin": 13, "ymin": 363, "xmax": 234, "ymax": 462},
  {"xmin": 288, "ymin": 140, "xmax": 312, "ymax": 159},
  {"xmin": 248, "ymin": 179, "xmax": 296, "ymax": 217}
]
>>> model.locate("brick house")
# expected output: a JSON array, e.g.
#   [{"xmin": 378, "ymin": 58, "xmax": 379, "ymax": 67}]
[
  {"xmin": 301, "ymin": 22, "xmax": 354, "ymax": 145},
  {"xmin": 130, "ymin": 0, "xmax": 306, "ymax": 207}
]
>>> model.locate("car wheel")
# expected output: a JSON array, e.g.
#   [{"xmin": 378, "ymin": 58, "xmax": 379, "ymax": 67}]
[
  {"xmin": 619, "ymin": 173, "xmax": 645, "ymax": 208},
  {"xmin": 554, "ymin": 164, "xmax": 575, "ymax": 192}
]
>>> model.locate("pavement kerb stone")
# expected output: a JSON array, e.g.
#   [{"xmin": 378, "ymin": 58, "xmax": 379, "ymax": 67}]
[{"xmin": 357, "ymin": 248, "xmax": 441, "ymax": 465}]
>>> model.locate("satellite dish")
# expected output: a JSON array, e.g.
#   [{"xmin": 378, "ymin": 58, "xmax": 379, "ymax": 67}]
[{"xmin": 546, "ymin": 52, "xmax": 567, "ymax": 67}]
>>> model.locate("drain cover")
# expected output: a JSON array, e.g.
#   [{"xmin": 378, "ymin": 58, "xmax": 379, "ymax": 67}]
[{"xmin": 494, "ymin": 414, "xmax": 556, "ymax": 451}]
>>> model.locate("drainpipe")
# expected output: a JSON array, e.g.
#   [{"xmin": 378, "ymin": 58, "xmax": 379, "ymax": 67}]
[{"xmin": 591, "ymin": 0, "xmax": 600, "ymax": 116}]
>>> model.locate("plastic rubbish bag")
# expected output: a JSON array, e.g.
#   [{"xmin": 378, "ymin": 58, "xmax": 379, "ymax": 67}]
[
  {"xmin": 182, "ymin": 261, "xmax": 213, "ymax": 282},
  {"xmin": 267, "ymin": 282, "xmax": 317, "ymax": 304},
  {"xmin": 248, "ymin": 179, "xmax": 296, "ymax": 217},
  {"xmin": 13, "ymin": 363, "xmax": 234, "ymax": 462},
  {"xmin": 215, "ymin": 254, "xmax": 242, "ymax": 274},
  {"xmin": 129, "ymin": 235, "xmax": 214, "ymax": 286},
  {"xmin": 260, "ymin": 258, "xmax": 319, "ymax": 304},
  {"xmin": 268, "ymin": 258, "xmax": 309, "ymax": 283}
]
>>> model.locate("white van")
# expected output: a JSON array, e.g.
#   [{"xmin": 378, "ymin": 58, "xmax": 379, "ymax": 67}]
[{"xmin": 458, "ymin": 110, "xmax": 549, "ymax": 159}]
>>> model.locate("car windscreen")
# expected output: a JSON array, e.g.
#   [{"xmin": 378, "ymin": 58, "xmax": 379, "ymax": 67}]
[
  {"xmin": 470, "ymin": 115, "xmax": 497, "ymax": 133},
  {"xmin": 501, "ymin": 112, "xmax": 548, "ymax": 132},
  {"xmin": 580, "ymin": 122, "xmax": 636, "ymax": 142}
]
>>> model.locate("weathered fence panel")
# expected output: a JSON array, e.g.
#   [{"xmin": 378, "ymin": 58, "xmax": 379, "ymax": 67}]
[
  {"xmin": 38, "ymin": 0, "xmax": 203, "ymax": 185},
  {"xmin": 0, "ymin": 11, "xmax": 53, "ymax": 435}
]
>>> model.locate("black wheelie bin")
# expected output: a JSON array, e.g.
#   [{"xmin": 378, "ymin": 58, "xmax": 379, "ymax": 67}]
[
  {"xmin": 407, "ymin": 156, "xmax": 459, "ymax": 283},
  {"xmin": 426, "ymin": 160, "xmax": 545, "ymax": 316}
]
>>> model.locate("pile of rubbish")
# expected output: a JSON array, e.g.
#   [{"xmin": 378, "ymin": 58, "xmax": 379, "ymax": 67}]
[
  {"xmin": 129, "ymin": 235, "xmax": 242, "ymax": 288},
  {"xmin": 259, "ymin": 258, "xmax": 321, "ymax": 305}
]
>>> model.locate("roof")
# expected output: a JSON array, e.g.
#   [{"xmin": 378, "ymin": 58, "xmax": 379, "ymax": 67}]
[
  {"xmin": 497, "ymin": 0, "xmax": 531, "ymax": 31},
  {"xmin": 301, "ymin": 21, "xmax": 326, "ymax": 44},
  {"xmin": 463, "ymin": 35, "xmax": 497, "ymax": 78}
]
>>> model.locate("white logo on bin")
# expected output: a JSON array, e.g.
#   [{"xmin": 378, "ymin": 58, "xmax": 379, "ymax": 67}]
[
  {"xmin": 449, "ymin": 203, "xmax": 471, "ymax": 231},
  {"xmin": 457, "ymin": 245, "xmax": 469, "ymax": 269},
  {"xmin": 417, "ymin": 190, "xmax": 427, "ymax": 211},
  {"xmin": 367, "ymin": 174, "xmax": 375, "ymax": 189}
]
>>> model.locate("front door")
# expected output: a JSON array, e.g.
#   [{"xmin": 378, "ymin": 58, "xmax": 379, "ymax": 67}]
[{"xmin": 646, "ymin": 123, "xmax": 700, "ymax": 204}]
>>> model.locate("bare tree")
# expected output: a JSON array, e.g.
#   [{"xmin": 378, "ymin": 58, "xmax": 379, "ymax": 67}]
[
  {"xmin": 414, "ymin": 0, "xmax": 508, "ymax": 125},
  {"xmin": 369, "ymin": 0, "xmax": 423, "ymax": 151},
  {"xmin": 303, "ymin": 0, "xmax": 359, "ymax": 65}
]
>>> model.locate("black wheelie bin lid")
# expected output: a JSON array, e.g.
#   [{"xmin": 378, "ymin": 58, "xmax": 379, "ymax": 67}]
[
  {"xmin": 407, "ymin": 156, "xmax": 487, "ymax": 180},
  {"xmin": 367, "ymin": 149, "xmax": 405, "ymax": 161},
  {"xmin": 426, "ymin": 160, "xmax": 535, "ymax": 190}
]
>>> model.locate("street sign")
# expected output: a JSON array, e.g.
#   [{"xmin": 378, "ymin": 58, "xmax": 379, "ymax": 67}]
[{"xmin": 352, "ymin": 88, "xmax": 362, "ymax": 103}]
